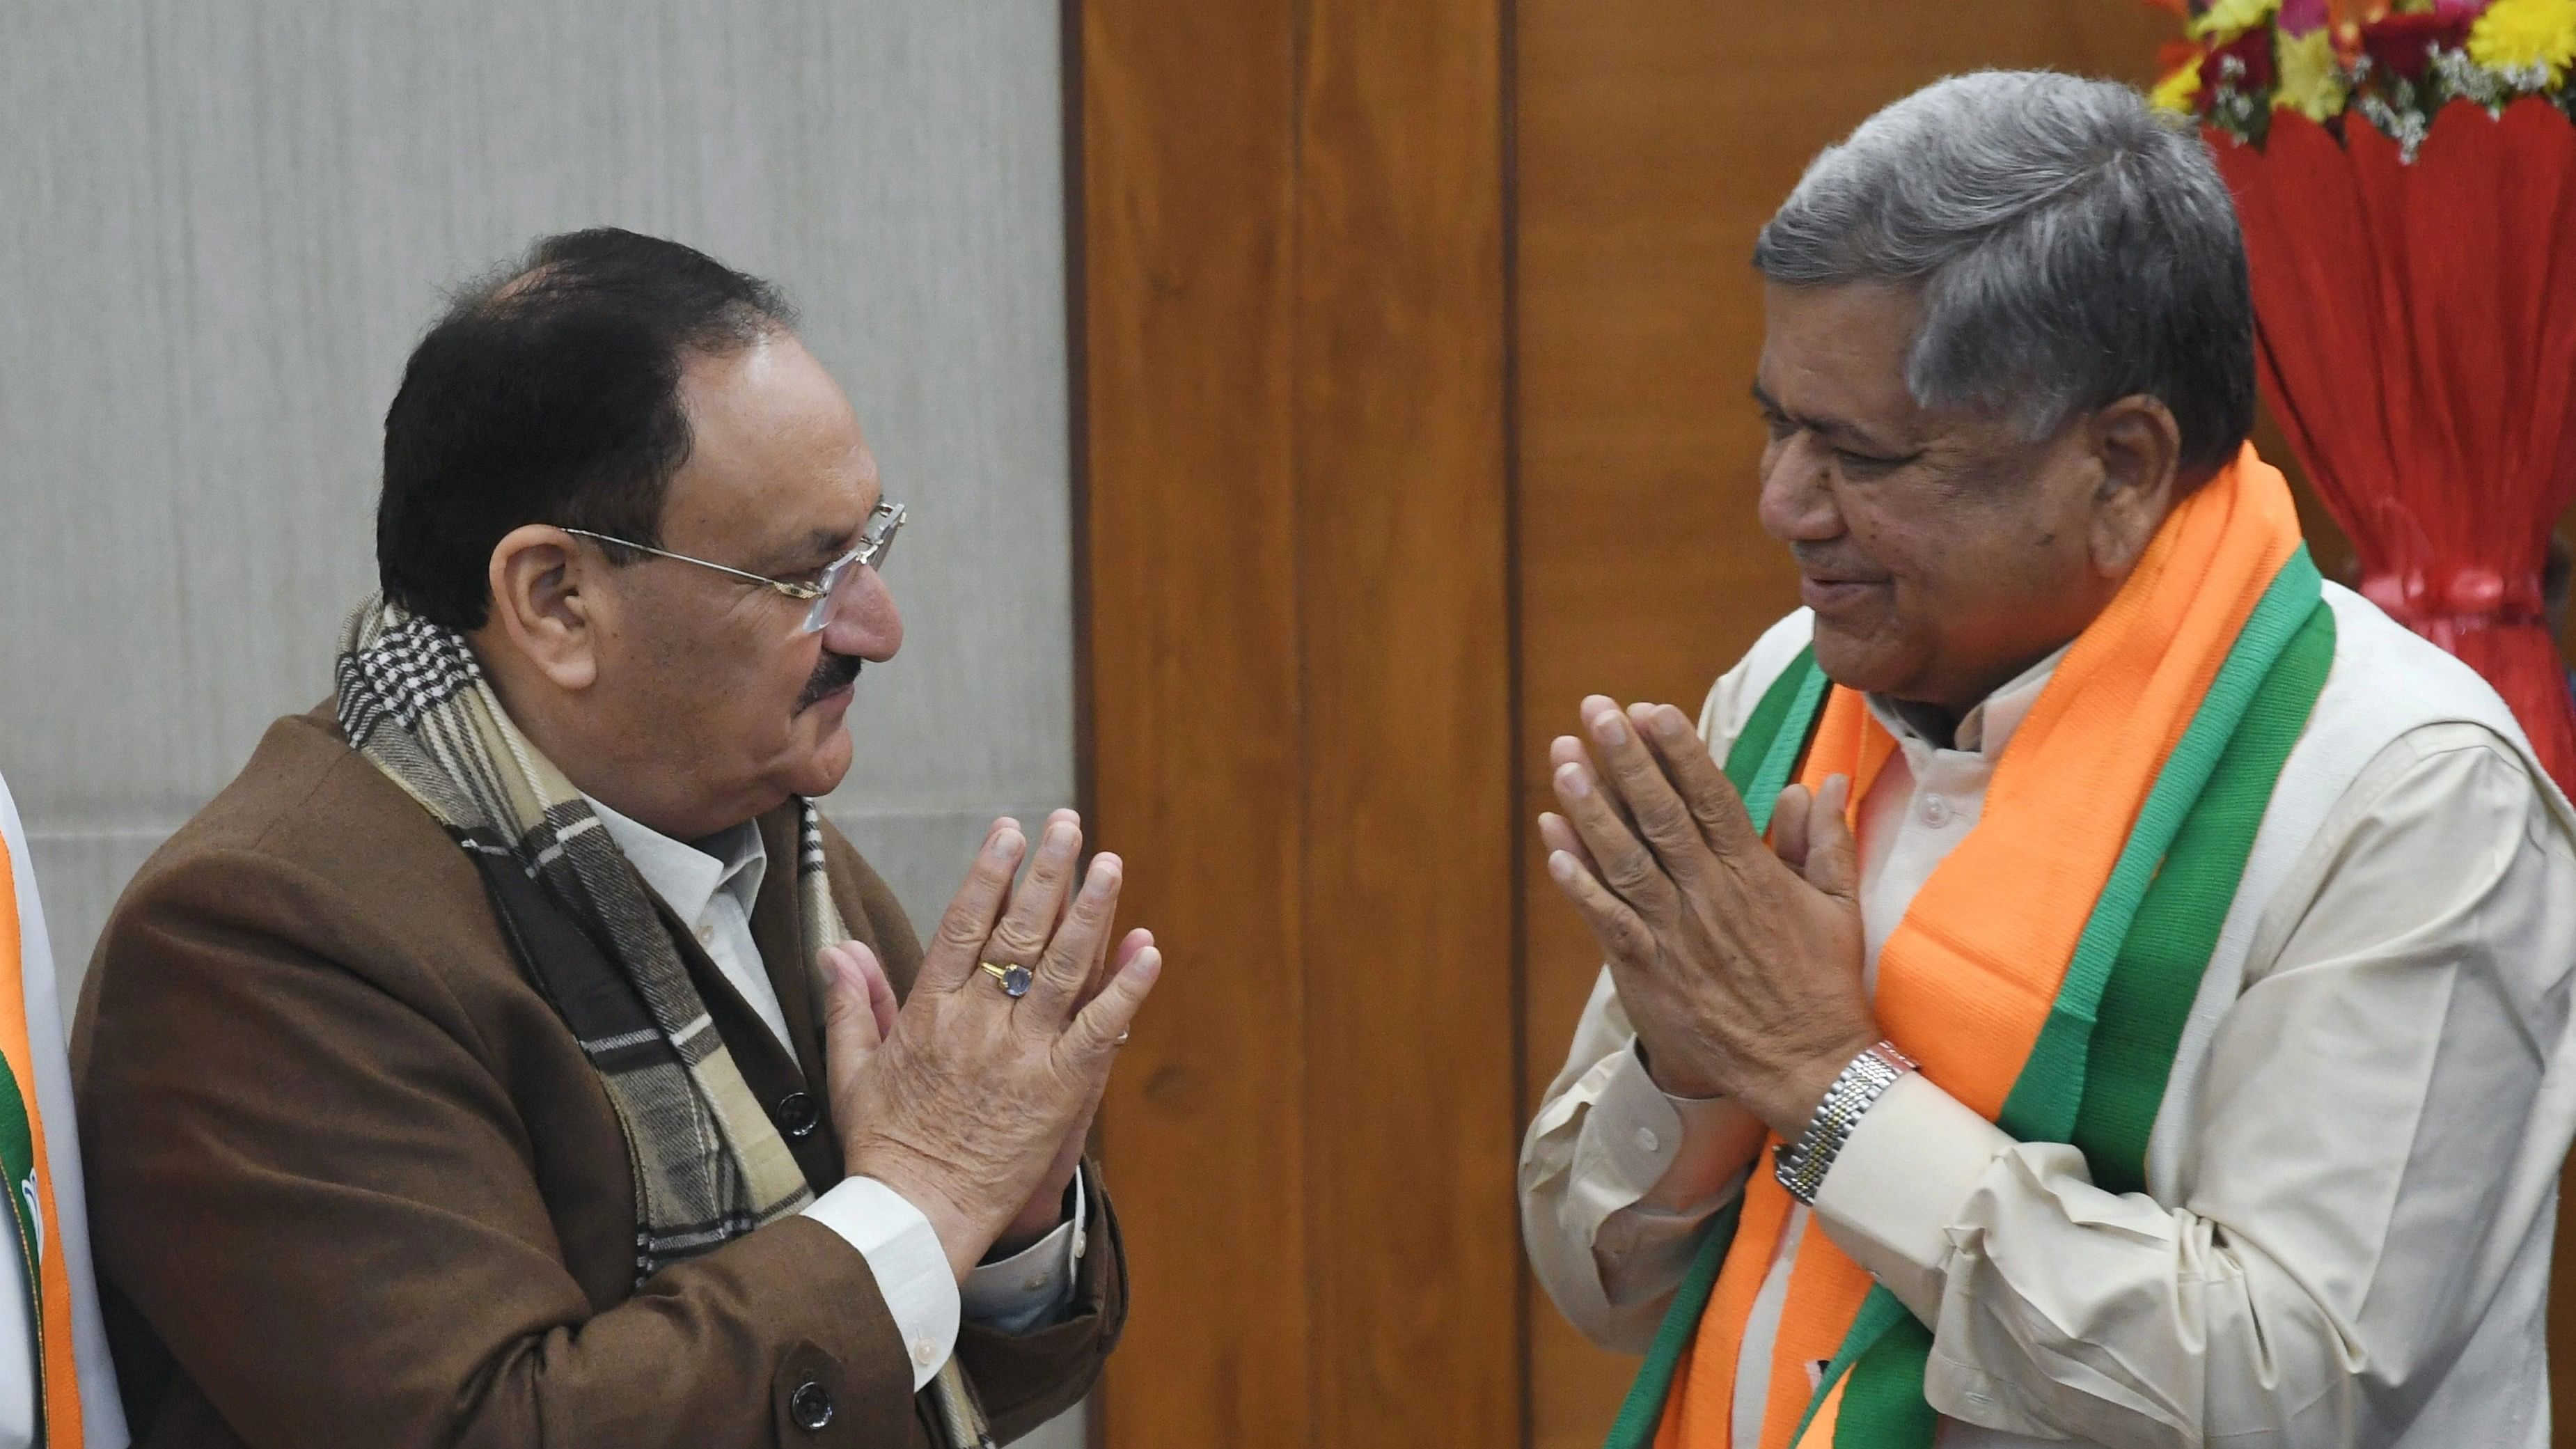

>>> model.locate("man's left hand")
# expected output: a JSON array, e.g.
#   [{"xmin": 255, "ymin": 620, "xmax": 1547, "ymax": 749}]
[
  {"xmin": 826, "ymin": 805, "xmax": 1152, "ymax": 1258},
  {"xmin": 1539, "ymin": 695, "xmax": 1879, "ymax": 1141}
]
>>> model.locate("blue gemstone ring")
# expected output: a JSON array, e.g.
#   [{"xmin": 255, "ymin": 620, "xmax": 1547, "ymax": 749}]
[{"xmin": 980, "ymin": 961, "xmax": 1035, "ymax": 998}]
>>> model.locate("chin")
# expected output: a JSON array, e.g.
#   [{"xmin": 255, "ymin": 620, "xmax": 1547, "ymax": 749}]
[
  {"xmin": 1809, "ymin": 624, "xmax": 1913, "ymax": 698},
  {"xmin": 778, "ymin": 726, "xmax": 856, "ymax": 801}
]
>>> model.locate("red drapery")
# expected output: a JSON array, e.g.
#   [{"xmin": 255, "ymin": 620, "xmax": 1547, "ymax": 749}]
[{"xmin": 2210, "ymin": 98, "xmax": 2576, "ymax": 797}]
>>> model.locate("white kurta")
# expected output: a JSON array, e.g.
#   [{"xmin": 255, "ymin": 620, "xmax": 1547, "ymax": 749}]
[
  {"xmin": 1520, "ymin": 584, "xmax": 2576, "ymax": 1448},
  {"xmin": 0, "ymin": 774, "xmax": 125, "ymax": 1447}
]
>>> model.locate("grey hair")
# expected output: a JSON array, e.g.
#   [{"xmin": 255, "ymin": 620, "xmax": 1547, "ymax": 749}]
[{"xmin": 1754, "ymin": 70, "xmax": 2255, "ymax": 480}]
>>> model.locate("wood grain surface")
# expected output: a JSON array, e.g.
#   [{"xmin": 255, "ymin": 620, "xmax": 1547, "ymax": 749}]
[
  {"xmin": 1081, "ymin": 0, "xmax": 1515, "ymax": 1441},
  {"xmin": 1078, "ymin": 0, "xmax": 1309, "ymax": 1443}
]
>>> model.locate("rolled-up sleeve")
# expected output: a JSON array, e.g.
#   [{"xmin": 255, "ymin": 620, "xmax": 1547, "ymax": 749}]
[
  {"xmin": 1520, "ymin": 970, "xmax": 1767, "ymax": 1352},
  {"xmin": 1808, "ymin": 724, "xmax": 2576, "ymax": 1448}
]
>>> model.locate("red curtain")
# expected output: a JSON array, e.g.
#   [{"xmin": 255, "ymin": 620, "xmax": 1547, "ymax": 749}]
[{"xmin": 2210, "ymin": 98, "xmax": 2576, "ymax": 797}]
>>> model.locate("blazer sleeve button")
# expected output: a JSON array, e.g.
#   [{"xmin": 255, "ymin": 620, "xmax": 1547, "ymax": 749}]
[{"xmin": 788, "ymin": 1377, "xmax": 834, "ymax": 1432}]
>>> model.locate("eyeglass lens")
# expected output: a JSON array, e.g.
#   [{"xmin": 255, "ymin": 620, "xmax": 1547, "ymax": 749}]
[{"xmin": 800, "ymin": 504, "xmax": 902, "ymax": 633}]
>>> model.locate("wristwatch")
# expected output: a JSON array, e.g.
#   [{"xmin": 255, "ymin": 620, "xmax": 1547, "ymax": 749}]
[{"xmin": 1773, "ymin": 1041, "xmax": 1916, "ymax": 1205}]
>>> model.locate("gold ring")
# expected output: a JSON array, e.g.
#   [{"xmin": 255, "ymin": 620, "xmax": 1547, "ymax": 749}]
[{"xmin": 980, "ymin": 960, "xmax": 1033, "ymax": 998}]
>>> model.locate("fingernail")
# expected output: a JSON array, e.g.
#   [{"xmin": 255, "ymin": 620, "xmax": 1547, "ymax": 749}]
[
  {"xmin": 989, "ymin": 829, "xmax": 1025, "ymax": 861},
  {"xmin": 1548, "ymin": 850, "xmax": 1578, "ymax": 883},
  {"xmin": 1084, "ymin": 856, "xmax": 1122, "ymax": 895},
  {"xmin": 1555, "ymin": 762, "xmax": 1590, "ymax": 799},
  {"xmin": 1654, "ymin": 705, "xmax": 1693, "ymax": 737},
  {"xmin": 1133, "ymin": 946, "xmax": 1163, "ymax": 980},
  {"xmin": 1045, "ymin": 821, "xmax": 1077, "ymax": 853},
  {"xmin": 1589, "ymin": 711, "xmax": 1626, "ymax": 746}
]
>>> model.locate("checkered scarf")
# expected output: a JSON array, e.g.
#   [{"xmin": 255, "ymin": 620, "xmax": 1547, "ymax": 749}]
[{"xmin": 333, "ymin": 596, "xmax": 837, "ymax": 1280}]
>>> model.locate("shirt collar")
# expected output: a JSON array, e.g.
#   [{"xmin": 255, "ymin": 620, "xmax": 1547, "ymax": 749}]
[
  {"xmin": 1864, "ymin": 641, "xmax": 2072, "ymax": 760},
  {"xmin": 582, "ymin": 795, "xmax": 769, "ymax": 928}
]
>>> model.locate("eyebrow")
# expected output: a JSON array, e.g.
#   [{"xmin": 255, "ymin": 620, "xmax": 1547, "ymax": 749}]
[
  {"xmin": 1750, "ymin": 382, "xmax": 1910, "ymax": 455},
  {"xmin": 751, "ymin": 524, "xmax": 860, "ymax": 578}
]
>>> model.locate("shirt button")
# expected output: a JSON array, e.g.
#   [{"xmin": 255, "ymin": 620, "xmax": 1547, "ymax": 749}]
[
  {"xmin": 788, "ymin": 1378, "xmax": 834, "ymax": 1432},
  {"xmin": 776, "ymin": 1092, "xmax": 819, "ymax": 1139},
  {"xmin": 694, "ymin": 923, "xmax": 716, "ymax": 946},
  {"xmin": 1919, "ymin": 792, "xmax": 1951, "ymax": 827},
  {"xmin": 1635, "ymin": 1125, "xmax": 1660, "ymax": 1153},
  {"xmin": 911, "ymin": 1338, "xmax": 939, "ymax": 1368}
]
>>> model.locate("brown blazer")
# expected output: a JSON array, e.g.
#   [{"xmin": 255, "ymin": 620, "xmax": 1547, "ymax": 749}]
[{"xmin": 70, "ymin": 706, "xmax": 1125, "ymax": 1448}]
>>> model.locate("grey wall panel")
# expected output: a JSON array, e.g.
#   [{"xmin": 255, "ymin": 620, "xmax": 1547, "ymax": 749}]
[
  {"xmin": 0, "ymin": 6, "xmax": 1081, "ymax": 1439},
  {"xmin": 0, "ymin": 0, "xmax": 1078, "ymax": 968}
]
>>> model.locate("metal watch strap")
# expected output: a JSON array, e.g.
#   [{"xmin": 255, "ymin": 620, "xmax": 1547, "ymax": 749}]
[{"xmin": 1773, "ymin": 1041, "xmax": 1917, "ymax": 1205}]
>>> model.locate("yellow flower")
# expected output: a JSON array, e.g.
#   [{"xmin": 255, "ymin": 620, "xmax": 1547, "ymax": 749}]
[
  {"xmin": 2151, "ymin": 60, "xmax": 2205, "ymax": 113},
  {"xmin": 2469, "ymin": 0, "xmax": 2576, "ymax": 83},
  {"xmin": 2274, "ymin": 26, "xmax": 2349, "ymax": 118},
  {"xmin": 2192, "ymin": 0, "xmax": 2284, "ymax": 39}
]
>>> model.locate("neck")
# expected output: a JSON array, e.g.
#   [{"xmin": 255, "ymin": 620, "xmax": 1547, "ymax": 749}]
[
  {"xmin": 1884, "ymin": 634, "xmax": 2080, "ymax": 747},
  {"xmin": 1886, "ymin": 697, "xmax": 1964, "ymax": 750}
]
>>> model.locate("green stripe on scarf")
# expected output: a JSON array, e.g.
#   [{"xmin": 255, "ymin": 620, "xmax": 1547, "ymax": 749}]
[
  {"xmin": 2073, "ymin": 596, "xmax": 2337, "ymax": 1193},
  {"xmin": 0, "ymin": 1063, "xmax": 44, "ymax": 1448},
  {"xmin": 1807, "ymin": 557, "xmax": 2332, "ymax": 1449}
]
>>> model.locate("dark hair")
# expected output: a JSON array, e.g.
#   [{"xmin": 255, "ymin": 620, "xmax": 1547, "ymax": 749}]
[{"xmin": 376, "ymin": 228, "xmax": 797, "ymax": 629}]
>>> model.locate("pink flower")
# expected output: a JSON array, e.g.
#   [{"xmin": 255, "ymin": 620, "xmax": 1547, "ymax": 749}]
[{"xmin": 2280, "ymin": 0, "xmax": 2330, "ymax": 36}]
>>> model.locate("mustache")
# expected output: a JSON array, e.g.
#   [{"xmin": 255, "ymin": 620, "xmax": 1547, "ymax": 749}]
[
  {"xmin": 796, "ymin": 650, "xmax": 865, "ymax": 710},
  {"xmin": 1789, "ymin": 545, "xmax": 1888, "ymax": 583}
]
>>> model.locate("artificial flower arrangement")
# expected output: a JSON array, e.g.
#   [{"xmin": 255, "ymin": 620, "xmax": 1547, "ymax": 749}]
[{"xmin": 2151, "ymin": 0, "xmax": 2576, "ymax": 153}]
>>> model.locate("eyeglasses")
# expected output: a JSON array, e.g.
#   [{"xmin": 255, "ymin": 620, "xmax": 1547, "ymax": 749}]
[{"xmin": 562, "ymin": 501, "xmax": 905, "ymax": 634}]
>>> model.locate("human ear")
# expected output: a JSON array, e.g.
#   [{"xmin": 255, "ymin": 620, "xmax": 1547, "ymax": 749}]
[
  {"xmin": 2084, "ymin": 395, "xmax": 2183, "ymax": 577},
  {"xmin": 485, "ymin": 525, "xmax": 599, "ymax": 691}
]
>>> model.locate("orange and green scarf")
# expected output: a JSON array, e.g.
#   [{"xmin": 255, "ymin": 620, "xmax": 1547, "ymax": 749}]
[
  {"xmin": 0, "ymin": 833, "xmax": 86, "ymax": 1448},
  {"xmin": 1608, "ymin": 446, "xmax": 2336, "ymax": 1449}
]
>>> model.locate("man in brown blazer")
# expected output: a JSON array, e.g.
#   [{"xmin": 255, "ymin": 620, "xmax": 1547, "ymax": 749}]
[{"xmin": 72, "ymin": 229, "xmax": 1156, "ymax": 1448}]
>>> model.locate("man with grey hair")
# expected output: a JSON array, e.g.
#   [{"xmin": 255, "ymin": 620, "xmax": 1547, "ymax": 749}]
[{"xmin": 1522, "ymin": 70, "xmax": 2576, "ymax": 1449}]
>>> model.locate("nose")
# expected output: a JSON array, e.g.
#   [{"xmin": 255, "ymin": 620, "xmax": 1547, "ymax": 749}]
[
  {"xmin": 1757, "ymin": 434, "xmax": 1843, "ymax": 545},
  {"xmin": 817, "ymin": 564, "xmax": 903, "ymax": 661}
]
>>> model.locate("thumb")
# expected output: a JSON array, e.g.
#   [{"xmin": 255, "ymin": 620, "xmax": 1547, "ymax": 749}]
[
  {"xmin": 821, "ymin": 942, "xmax": 887, "ymax": 1096},
  {"xmin": 1801, "ymin": 774, "xmax": 1860, "ymax": 902}
]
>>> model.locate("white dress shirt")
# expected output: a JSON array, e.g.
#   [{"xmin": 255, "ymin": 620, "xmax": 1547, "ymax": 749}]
[
  {"xmin": 585, "ymin": 799, "xmax": 1083, "ymax": 1391},
  {"xmin": 1521, "ymin": 587, "xmax": 2576, "ymax": 1448}
]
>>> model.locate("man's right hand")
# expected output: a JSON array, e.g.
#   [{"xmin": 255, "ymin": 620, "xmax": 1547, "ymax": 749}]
[{"xmin": 821, "ymin": 815, "xmax": 1161, "ymax": 1280}]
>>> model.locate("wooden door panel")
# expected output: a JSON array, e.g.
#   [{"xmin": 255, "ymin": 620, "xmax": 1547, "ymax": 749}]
[{"xmin": 1083, "ymin": 0, "xmax": 1514, "ymax": 1443}]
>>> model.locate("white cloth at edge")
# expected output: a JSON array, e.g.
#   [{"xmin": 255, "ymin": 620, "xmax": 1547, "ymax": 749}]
[
  {"xmin": 586, "ymin": 799, "xmax": 1083, "ymax": 1388},
  {"xmin": 0, "ymin": 772, "xmax": 128, "ymax": 1447},
  {"xmin": 1518, "ymin": 583, "xmax": 2576, "ymax": 1449}
]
